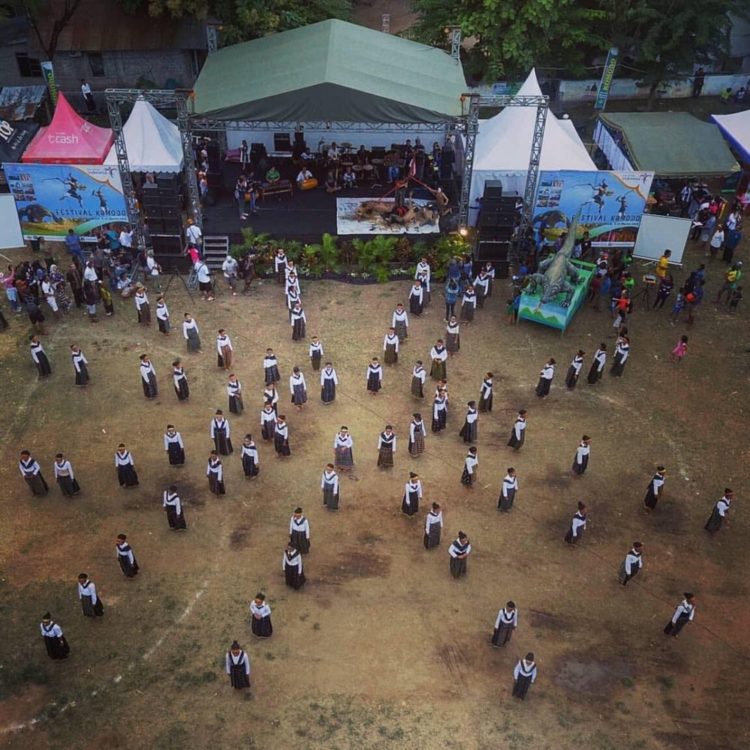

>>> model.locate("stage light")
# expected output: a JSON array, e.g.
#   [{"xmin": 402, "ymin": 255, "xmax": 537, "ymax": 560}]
[{"xmin": 458, "ymin": 227, "xmax": 468, "ymax": 237}]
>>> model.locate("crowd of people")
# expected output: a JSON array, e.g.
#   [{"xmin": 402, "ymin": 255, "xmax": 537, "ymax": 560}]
[{"xmin": 10, "ymin": 233, "xmax": 737, "ymax": 703}]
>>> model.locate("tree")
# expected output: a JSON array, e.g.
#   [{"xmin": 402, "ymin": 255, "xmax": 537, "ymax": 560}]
[
  {"xmin": 599, "ymin": 0, "xmax": 745, "ymax": 107},
  {"xmin": 410, "ymin": 0, "xmax": 608, "ymax": 80},
  {"xmin": 120, "ymin": 0, "xmax": 352, "ymax": 45},
  {"xmin": 2, "ymin": 0, "xmax": 84, "ymax": 60}
]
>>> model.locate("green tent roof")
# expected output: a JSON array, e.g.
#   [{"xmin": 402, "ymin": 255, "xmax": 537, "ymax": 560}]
[
  {"xmin": 192, "ymin": 20, "xmax": 466, "ymax": 123},
  {"xmin": 599, "ymin": 112, "xmax": 739, "ymax": 177}
]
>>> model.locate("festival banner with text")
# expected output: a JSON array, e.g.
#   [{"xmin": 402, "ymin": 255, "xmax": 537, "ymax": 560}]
[
  {"xmin": 4, "ymin": 163, "xmax": 128, "ymax": 239},
  {"xmin": 532, "ymin": 170, "xmax": 654, "ymax": 248}
]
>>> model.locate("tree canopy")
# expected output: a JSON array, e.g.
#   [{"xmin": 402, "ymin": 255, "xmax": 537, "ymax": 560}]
[{"xmin": 411, "ymin": 0, "xmax": 747, "ymax": 85}]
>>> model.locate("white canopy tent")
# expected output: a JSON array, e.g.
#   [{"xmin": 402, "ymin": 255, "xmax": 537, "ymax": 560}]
[
  {"xmin": 711, "ymin": 109, "xmax": 750, "ymax": 164},
  {"xmin": 105, "ymin": 99, "xmax": 184, "ymax": 173},
  {"xmin": 469, "ymin": 70, "xmax": 596, "ymax": 223}
]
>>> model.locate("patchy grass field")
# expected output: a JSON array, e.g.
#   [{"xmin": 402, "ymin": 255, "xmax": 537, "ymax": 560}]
[{"xmin": 0, "ymin": 241, "xmax": 748, "ymax": 750}]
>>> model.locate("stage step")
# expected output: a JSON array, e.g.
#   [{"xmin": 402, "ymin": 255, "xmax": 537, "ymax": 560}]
[{"xmin": 204, "ymin": 235, "xmax": 230, "ymax": 270}]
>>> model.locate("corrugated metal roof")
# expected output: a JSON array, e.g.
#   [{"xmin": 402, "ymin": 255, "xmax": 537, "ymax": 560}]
[{"xmin": 37, "ymin": 0, "xmax": 206, "ymax": 52}]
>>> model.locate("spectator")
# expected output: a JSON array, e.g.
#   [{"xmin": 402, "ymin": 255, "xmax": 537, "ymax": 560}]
[
  {"xmin": 119, "ymin": 225, "xmax": 134, "ymax": 251},
  {"xmin": 64, "ymin": 230, "xmax": 85, "ymax": 265},
  {"xmin": 186, "ymin": 219, "xmax": 202, "ymax": 252},
  {"xmin": 708, "ymin": 224, "xmax": 724, "ymax": 260},
  {"xmin": 222, "ymin": 254, "xmax": 239, "ymax": 296},
  {"xmin": 692, "ymin": 68, "xmax": 705, "ymax": 98},
  {"xmin": 81, "ymin": 79, "xmax": 95, "ymax": 112},
  {"xmin": 720, "ymin": 87, "xmax": 732, "ymax": 104}
]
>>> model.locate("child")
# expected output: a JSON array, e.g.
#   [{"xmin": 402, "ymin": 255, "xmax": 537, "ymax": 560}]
[
  {"xmin": 670, "ymin": 288, "xmax": 685, "ymax": 323},
  {"xmin": 505, "ymin": 299, "xmax": 515, "ymax": 325},
  {"xmin": 671, "ymin": 335, "xmax": 688, "ymax": 363},
  {"xmin": 99, "ymin": 282, "xmax": 114, "ymax": 317},
  {"xmin": 729, "ymin": 285, "xmax": 743, "ymax": 311}
]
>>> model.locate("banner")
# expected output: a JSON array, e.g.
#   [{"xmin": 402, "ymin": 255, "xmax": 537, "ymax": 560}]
[
  {"xmin": 4, "ymin": 163, "xmax": 128, "ymax": 239},
  {"xmin": 532, "ymin": 170, "xmax": 654, "ymax": 247},
  {"xmin": 41, "ymin": 61, "xmax": 58, "ymax": 105},
  {"xmin": 337, "ymin": 197, "xmax": 440, "ymax": 235},
  {"xmin": 595, "ymin": 47, "xmax": 619, "ymax": 110}
]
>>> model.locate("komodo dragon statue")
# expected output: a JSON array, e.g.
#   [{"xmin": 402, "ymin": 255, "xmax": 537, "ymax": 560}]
[{"xmin": 528, "ymin": 213, "xmax": 581, "ymax": 308}]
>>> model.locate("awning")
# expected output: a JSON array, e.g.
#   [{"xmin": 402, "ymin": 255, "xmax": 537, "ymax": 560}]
[
  {"xmin": 0, "ymin": 85, "xmax": 46, "ymax": 121},
  {"xmin": 711, "ymin": 109, "xmax": 750, "ymax": 165}
]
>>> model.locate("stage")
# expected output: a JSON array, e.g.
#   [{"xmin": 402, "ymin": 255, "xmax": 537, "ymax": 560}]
[{"xmin": 201, "ymin": 161, "xmax": 458, "ymax": 244}]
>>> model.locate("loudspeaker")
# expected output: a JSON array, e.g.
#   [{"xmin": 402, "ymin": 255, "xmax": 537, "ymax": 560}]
[
  {"xmin": 475, "ymin": 240, "xmax": 510, "ymax": 262},
  {"xmin": 151, "ymin": 235, "xmax": 183, "ymax": 255},
  {"xmin": 162, "ymin": 218, "xmax": 182, "ymax": 234},
  {"xmin": 479, "ymin": 225, "xmax": 514, "ymax": 242},
  {"xmin": 274, "ymin": 133, "xmax": 292, "ymax": 152},
  {"xmin": 483, "ymin": 180, "xmax": 503, "ymax": 199},
  {"xmin": 146, "ymin": 219, "xmax": 164, "ymax": 233},
  {"xmin": 156, "ymin": 173, "xmax": 179, "ymax": 189},
  {"xmin": 142, "ymin": 192, "xmax": 162, "ymax": 208}
]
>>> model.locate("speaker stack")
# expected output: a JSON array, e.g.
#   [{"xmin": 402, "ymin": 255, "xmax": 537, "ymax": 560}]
[
  {"xmin": 475, "ymin": 182, "xmax": 519, "ymax": 279},
  {"xmin": 142, "ymin": 172, "xmax": 185, "ymax": 269}
]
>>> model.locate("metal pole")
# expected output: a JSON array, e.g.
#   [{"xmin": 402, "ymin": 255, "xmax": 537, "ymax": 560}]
[
  {"xmin": 450, "ymin": 28, "xmax": 462, "ymax": 61},
  {"xmin": 105, "ymin": 93, "xmax": 144, "ymax": 251},
  {"xmin": 457, "ymin": 93, "xmax": 479, "ymax": 229},
  {"xmin": 516, "ymin": 100, "xmax": 548, "ymax": 261},
  {"xmin": 177, "ymin": 93, "xmax": 203, "ymax": 230},
  {"xmin": 381, "ymin": 14, "xmax": 390, "ymax": 33}
]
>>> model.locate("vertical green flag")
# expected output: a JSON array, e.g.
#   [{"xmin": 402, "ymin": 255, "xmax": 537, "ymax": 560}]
[
  {"xmin": 41, "ymin": 61, "xmax": 58, "ymax": 104},
  {"xmin": 594, "ymin": 48, "xmax": 619, "ymax": 110}
]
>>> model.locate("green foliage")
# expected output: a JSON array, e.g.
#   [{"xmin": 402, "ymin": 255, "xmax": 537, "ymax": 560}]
[
  {"xmin": 427, "ymin": 234, "xmax": 471, "ymax": 280},
  {"xmin": 304, "ymin": 232, "xmax": 340, "ymax": 275},
  {"xmin": 121, "ymin": 0, "xmax": 352, "ymax": 45},
  {"xmin": 352, "ymin": 236, "xmax": 396, "ymax": 283}
]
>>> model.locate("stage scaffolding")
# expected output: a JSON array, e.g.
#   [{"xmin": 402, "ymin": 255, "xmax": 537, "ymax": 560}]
[{"xmin": 106, "ymin": 87, "xmax": 548, "ymax": 264}]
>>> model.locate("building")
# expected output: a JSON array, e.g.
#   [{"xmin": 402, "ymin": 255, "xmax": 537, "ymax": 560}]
[{"xmin": 0, "ymin": 0, "xmax": 208, "ymax": 94}]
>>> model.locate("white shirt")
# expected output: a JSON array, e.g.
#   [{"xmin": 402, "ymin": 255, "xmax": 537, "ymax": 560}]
[
  {"xmin": 624, "ymin": 549, "xmax": 643, "ymax": 575},
  {"xmin": 186, "ymin": 224, "xmax": 203, "ymax": 245},
  {"xmin": 290, "ymin": 307, "xmax": 307, "ymax": 326},
  {"xmin": 119, "ymin": 230, "xmax": 133, "ymax": 248},
  {"xmin": 367, "ymin": 364, "xmax": 383, "ymax": 382},
  {"xmin": 206, "ymin": 458, "xmax": 223, "ymax": 480},
  {"xmin": 172, "ymin": 367, "xmax": 186, "ymax": 386},
  {"xmin": 448, "ymin": 539, "xmax": 471, "ymax": 558},
  {"xmin": 196, "ymin": 263, "xmax": 211, "ymax": 284},
  {"xmin": 19, "ymin": 456, "xmax": 41, "ymax": 476},
  {"xmin": 116, "ymin": 542, "xmax": 136, "ymax": 566},
  {"xmin": 570, "ymin": 511, "xmax": 587, "ymax": 537},
  {"xmin": 671, "ymin": 599, "xmax": 696, "ymax": 623},
  {"xmin": 462, "ymin": 291, "xmax": 476, "ymax": 307},
  {"xmin": 156, "ymin": 301, "xmax": 169, "ymax": 321},
  {"xmin": 274, "ymin": 253, "xmax": 287, "ymax": 271},
  {"xmin": 146, "ymin": 256, "xmax": 159, "ymax": 276},
  {"xmin": 513, "ymin": 416, "xmax": 526, "ymax": 440},
  {"xmin": 575, "ymin": 442, "xmax": 590, "ymax": 464},
  {"xmin": 217, "ymin": 334, "xmax": 233, "ymax": 353},
  {"xmin": 514, "ymin": 659, "xmax": 536, "ymax": 682},
  {"xmin": 263, "ymin": 387, "xmax": 278, "ymax": 406},
  {"xmin": 275, "ymin": 421, "xmax": 289, "ymax": 439},
  {"xmin": 309, "ymin": 341, "xmax": 324, "ymax": 358},
  {"xmin": 378, "ymin": 432, "xmax": 396, "ymax": 451},
  {"xmin": 283, "ymin": 549, "xmax": 303, "ymax": 572},
  {"xmin": 30, "ymin": 341, "xmax": 46, "ymax": 363},
  {"xmin": 289, "ymin": 515, "xmax": 310, "ymax": 538},
  {"xmin": 182, "ymin": 318, "xmax": 199, "ymax": 339},
  {"xmin": 164, "ymin": 431, "xmax": 184, "ymax": 449},
  {"xmin": 41, "ymin": 621, "xmax": 64, "ymax": 637},
  {"xmin": 211, "ymin": 417, "xmax": 230, "ymax": 439},
  {"xmin": 241, "ymin": 442, "xmax": 258, "ymax": 461},
  {"xmin": 465, "ymin": 408, "xmax": 477, "ymax": 424},
  {"xmin": 261, "ymin": 407, "xmax": 276, "ymax": 425},
  {"xmin": 430, "ymin": 346, "xmax": 447, "ymax": 363},
  {"xmin": 81, "ymin": 82, "xmax": 92, "ymax": 95},
  {"xmin": 502, "ymin": 474, "xmax": 518, "ymax": 497},
  {"xmin": 71, "ymin": 350, "xmax": 87, "ymax": 372},
  {"xmin": 540, "ymin": 364, "xmax": 554, "ymax": 381},
  {"xmin": 594, "ymin": 350, "xmax": 606, "ymax": 371},
  {"xmin": 651, "ymin": 472, "xmax": 665, "ymax": 493},
  {"xmin": 404, "ymin": 479, "xmax": 423, "ymax": 499},
  {"xmin": 228, "ymin": 379, "xmax": 242, "ymax": 398},
  {"xmin": 409, "ymin": 419, "xmax": 425, "ymax": 442},
  {"xmin": 163, "ymin": 490, "xmax": 182, "ymax": 515},
  {"xmin": 321, "ymin": 470, "xmax": 339, "ymax": 493},
  {"xmin": 225, "ymin": 650, "xmax": 250, "ymax": 675},
  {"xmin": 83, "ymin": 265, "xmax": 98, "ymax": 282},
  {"xmin": 78, "ymin": 579, "xmax": 99, "ymax": 604},
  {"xmin": 392, "ymin": 309, "xmax": 409, "ymax": 327},
  {"xmin": 412, "ymin": 365, "xmax": 426, "ymax": 384},
  {"xmin": 615, "ymin": 341, "xmax": 630, "ymax": 363},
  {"xmin": 495, "ymin": 608, "xmax": 518, "ymax": 628},
  {"xmin": 222, "ymin": 256, "xmax": 238, "ymax": 277},
  {"xmin": 415, "ymin": 261, "xmax": 431, "ymax": 284},
  {"xmin": 250, "ymin": 601, "xmax": 271, "ymax": 618},
  {"xmin": 384, "ymin": 333, "xmax": 399, "ymax": 352},
  {"xmin": 334, "ymin": 433, "xmax": 353, "ymax": 449},
  {"xmin": 425, "ymin": 510, "xmax": 443, "ymax": 532},
  {"xmin": 140, "ymin": 361, "xmax": 156, "ymax": 383},
  {"xmin": 53, "ymin": 459, "xmax": 74, "ymax": 478},
  {"xmin": 715, "ymin": 497, "xmax": 731, "ymax": 517},
  {"xmin": 290, "ymin": 372, "xmax": 306, "ymax": 393},
  {"xmin": 409, "ymin": 285, "xmax": 423, "ymax": 302},
  {"xmin": 481, "ymin": 379, "xmax": 492, "ymax": 399},
  {"xmin": 115, "ymin": 450, "xmax": 134, "ymax": 467},
  {"xmin": 432, "ymin": 396, "xmax": 447, "ymax": 419},
  {"xmin": 134, "ymin": 290, "xmax": 149, "ymax": 310},
  {"xmin": 321, "ymin": 366, "xmax": 338, "ymax": 385},
  {"xmin": 570, "ymin": 355, "xmax": 584, "ymax": 375},
  {"xmin": 297, "ymin": 169, "xmax": 312, "ymax": 182},
  {"xmin": 464, "ymin": 453, "xmax": 478, "ymax": 475}
]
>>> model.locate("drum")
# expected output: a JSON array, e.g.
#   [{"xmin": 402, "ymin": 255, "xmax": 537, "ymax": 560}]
[
  {"xmin": 352, "ymin": 164, "xmax": 363, "ymax": 173},
  {"xmin": 363, "ymin": 164, "xmax": 374, "ymax": 171},
  {"xmin": 300, "ymin": 178, "xmax": 319, "ymax": 191}
]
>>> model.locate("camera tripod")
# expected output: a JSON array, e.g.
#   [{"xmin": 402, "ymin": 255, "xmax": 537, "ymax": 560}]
[
  {"xmin": 630, "ymin": 282, "xmax": 653, "ymax": 311},
  {"xmin": 163, "ymin": 267, "xmax": 194, "ymax": 301}
]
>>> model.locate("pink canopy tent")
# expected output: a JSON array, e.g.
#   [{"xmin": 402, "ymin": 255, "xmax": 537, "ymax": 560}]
[{"xmin": 21, "ymin": 92, "xmax": 114, "ymax": 164}]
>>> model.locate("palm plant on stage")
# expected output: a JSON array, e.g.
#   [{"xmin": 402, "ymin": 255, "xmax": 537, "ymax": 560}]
[
  {"xmin": 303, "ymin": 233, "xmax": 341, "ymax": 277},
  {"xmin": 231, "ymin": 226, "xmax": 273, "ymax": 273}
]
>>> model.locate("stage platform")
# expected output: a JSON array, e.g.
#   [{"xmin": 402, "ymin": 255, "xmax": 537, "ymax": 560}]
[{"xmin": 201, "ymin": 162, "xmax": 457, "ymax": 244}]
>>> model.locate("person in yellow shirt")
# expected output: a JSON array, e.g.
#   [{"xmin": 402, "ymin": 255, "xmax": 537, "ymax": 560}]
[{"xmin": 656, "ymin": 249, "xmax": 671, "ymax": 279}]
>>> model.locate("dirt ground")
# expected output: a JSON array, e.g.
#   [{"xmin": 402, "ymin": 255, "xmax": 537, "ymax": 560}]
[{"xmin": 0, "ymin": 237, "xmax": 749, "ymax": 750}]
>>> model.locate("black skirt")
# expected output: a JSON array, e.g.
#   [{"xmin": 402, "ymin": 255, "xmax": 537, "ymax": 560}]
[
  {"xmin": 75, "ymin": 364, "xmax": 89, "ymax": 386},
  {"xmin": 321, "ymin": 380, "xmax": 336, "ymax": 403},
  {"xmin": 408, "ymin": 433, "xmax": 425, "ymax": 457},
  {"xmin": 323, "ymin": 486, "xmax": 340, "ymax": 510},
  {"xmin": 411, "ymin": 377, "xmax": 424, "ymax": 398},
  {"xmin": 565, "ymin": 366, "xmax": 579, "ymax": 389},
  {"xmin": 704, "ymin": 508, "xmax": 723, "ymax": 533},
  {"xmin": 491, "ymin": 624, "xmax": 513, "ymax": 647},
  {"xmin": 291, "ymin": 385, "xmax": 307, "ymax": 405},
  {"xmin": 261, "ymin": 421, "xmax": 275, "ymax": 441},
  {"xmin": 44, "ymin": 635, "xmax": 70, "ymax": 660},
  {"xmin": 117, "ymin": 465, "xmax": 139, "ymax": 487},
  {"xmin": 478, "ymin": 393, "xmax": 493, "ymax": 412},
  {"xmin": 461, "ymin": 304, "xmax": 474, "ymax": 322},
  {"xmin": 290, "ymin": 530, "xmax": 310, "ymax": 554},
  {"xmin": 431, "ymin": 410, "xmax": 447, "ymax": 433},
  {"xmin": 424, "ymin": 524, "xmax": 441, "ymax": 549},
  {"xmin": 229, "ymin": 394, "xmax": 244, "ymax": 415},
  {"xmin": 394, "ymin": 321, "xmax": 408, "ymax": 341},
  {"xmin": 449, "ymin": 557, "xmax": 467, "ymax": 578},
  {"xmin": 208, "ymin": 474, "xmax": 226, "ymax": 495},
  {"xmin": 158, "ymin": 317, "xmax": 170, "ymax": 334},
  {"xmin": 274, "ymin": 435, "xmax": 291, "ymax": 456},
  {"xmin": 367, "ymin": 373, "xmax": 381, "ymax": 392},
  {"xmin": 571, "ymin": 455, "xmax": 588, "ymax": 475},
  {"xmin": 459, "ymin": 420, "xmax": 477, "ymax": 443},
  {"xmin": 285, "ymin": 566, "xmax": 306, "ymax": 590},
  {"xmin": 142, "ymin": 374, "xmax": 158, "ymax": 399},
  {"xmin": 430, "ymin": 360, "xmax": 447, "ymax": 380},
  {"xmin": 166, "ymin": 505, "xmax": 187, "ymax": 529},
  {"xmin": 507, "ymin": 430, "xmax": 524, "ymax": 450},
  {"xmin": 119, "ymin": 555, "xmax": 139, "ymax": 578},
  {"xmin": 229, "ymin": 663, "xmax": 250, "ymax": 690},
  {"xmin": 460, "ymin": 467, "xmax": 475, "ymax": 486},
  {"xmin": 664, "ymin": 614, "xmax": 690, "ymax": 637},
  {"xmin": 57, "ymin": 476, "xmax": 81, "ymax": 497},
  {"xmin": 402, "ymin": 490, "xmax": 419, "ymax": 516},
  {"xmin": 384, "ymin": 344, "xmax": 398, "ymax": 365},
  {"xmin": 175, "ymin": 378, "xmax": 189, "ymax": 401},
  {"xmin": 535, "ymin": 377, "xmax": 551, "ymax": 397},
  {"xmin": 265, "ymin": 365, "xmax": 280, "ymax": 385},
  {"xmin": 252, "ymin": 615, "xmax": 273, "ymax": 638},
  {"xmin": 446, "ymin": 332, "xmax": 460, "ymax": 353},
  {"xmin": 81, "ymin": 595, "xmax": 104, "ymax": 618},
  {"xmin": 644, "ymin": 484, "xmax": 659, "ymax": 510},
  {"xmin": 409, "ymin": 297, "xmax": 423, "ymax": 315},
  {"xmin": 512, "ymin": 674, "xmax": 532, "ymax": 699},
  {"xmin": 242, "ymin": 454, "xmax": 259, "ymax": 478},
  {"xmin": 292, "ymin": 319, "xmax": 306, "ymax": 340},
  {"xmin": 587, "ymin": 363, "xmax": 602, "ymax": 384},
  {"xmin": 610, "ymin": 354, "xmax": 627, "ymax": 377},
  {"xmin": 214, "ymin": 433, "xmax": 233, "ymax": 455},
  {"xmin": 377, "ymin": 445, "xmax": 394, "ymax": 468},
  {"xmin": 498, "ymin": 488, "xmax": 515, "ymax": 512},
  {"xmin": 168, "ymin": 443, "xmax": 185, "ymax": 466},
  {"xmin": 564, "ymin": 526, "xmax": 583, "ymax": 545},
  {"xmin": 36, "ymin": 353, "xmax": 52, "ymax": 377}
]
